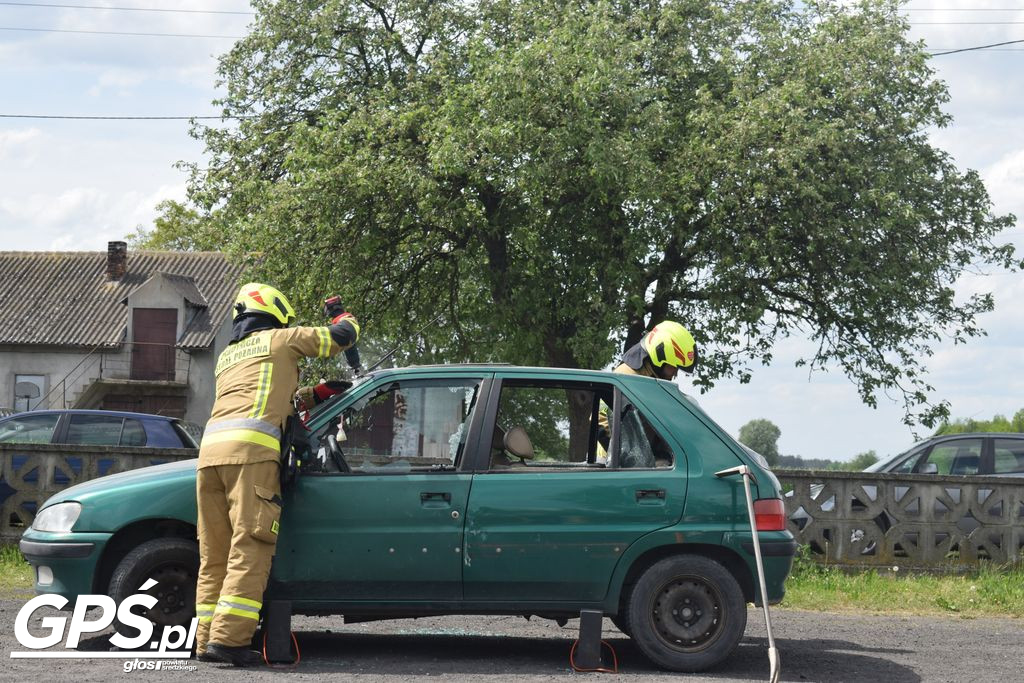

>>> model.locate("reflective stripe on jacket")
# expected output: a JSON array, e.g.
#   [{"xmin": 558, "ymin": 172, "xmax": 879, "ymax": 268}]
[{"xmin": 198, "ymin": 324, "xmax": 356, "ymax": 468}]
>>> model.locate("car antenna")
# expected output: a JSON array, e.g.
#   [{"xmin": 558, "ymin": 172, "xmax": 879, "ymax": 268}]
[{"xmin": 363, "ymin": 313, "xmax": 445, "ymax": 374}]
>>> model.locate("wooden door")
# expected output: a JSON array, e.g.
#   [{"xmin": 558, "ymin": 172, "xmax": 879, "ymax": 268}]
[{"xmin": 131, "ymin": 308, "xmax": 177, "ymax": 381}]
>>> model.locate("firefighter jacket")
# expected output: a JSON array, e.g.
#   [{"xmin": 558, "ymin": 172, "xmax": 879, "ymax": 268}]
[
  {"xmin": 198, "ymin": 323, "xmax": 356, "ymax": 469},
  {"xmin": 615, "ymin": 342, "xmax": 656, "ymax": 377}
]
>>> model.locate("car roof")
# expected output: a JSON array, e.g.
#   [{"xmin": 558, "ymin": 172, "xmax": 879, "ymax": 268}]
[
  {"xmin": 0, "ymin": 409, "xmax": 179, "ymax": 422},
  {"xmin": 926, "ymin": 432, "xmax": 1024, "ymax": 441},
  {"xmin": 367, "ymin": 363, "xmax": 669, "ymax": 384}
]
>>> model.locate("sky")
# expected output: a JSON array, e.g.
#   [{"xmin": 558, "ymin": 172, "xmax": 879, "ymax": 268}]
[{"xmin": 0, "ymin": 1, "xmax": 1022, "ymax": 462}]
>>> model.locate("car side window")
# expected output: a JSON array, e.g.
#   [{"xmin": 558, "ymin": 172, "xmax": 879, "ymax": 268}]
[
  {"xmin": 921, "ymin": 438, "xmax": 983, "ymax": 475},
  {"xmin": 333, "ymin": 379, "xmax": 481, "ymax": 472},
  {"xmin": 0, "ymin": 414, "xmax": 60, "ymax": 443},
  {"xmin": 993, "ymin": 438, "xmax": 1024, "ymax": 474},
  {"xmin": 489, "ymin": 384, "xmax": 606, "ymax": 468},
  {"xmin": 487, "ymin": 381, "xmax": 670, "ymax": 470},
  {"xmin": 66, "ymin": 414, "xmax": 125, "ymax": 446},
  {"xmin": 120, "ymin": 419, "xmax": 147, "ymax": 447}
]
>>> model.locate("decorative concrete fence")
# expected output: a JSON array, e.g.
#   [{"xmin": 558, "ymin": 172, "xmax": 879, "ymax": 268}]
[
  {"xmin": 778, "ymin": 470, "xmax": 1024, "ymax": 569},
  {"xmin": 1, "ymin": 443, "xmax": 197, "ymax": 542}
]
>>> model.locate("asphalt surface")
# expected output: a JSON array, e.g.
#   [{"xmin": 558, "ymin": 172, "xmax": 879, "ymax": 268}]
[{"xmin": 0, "ymin": 588, "xmax": 1019, "ymax": 681}]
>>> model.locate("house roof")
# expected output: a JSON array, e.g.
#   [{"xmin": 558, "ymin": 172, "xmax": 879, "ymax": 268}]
[{"xmin": 0, "ymin": 250, "xmax": 244, "ymax": 350}]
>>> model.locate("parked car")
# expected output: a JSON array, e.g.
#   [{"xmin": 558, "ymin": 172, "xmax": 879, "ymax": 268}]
[
  {"xmin": 864, "ymin": 432, "xmax": 1024, "ymax": 477},
  {"xmin": 19, "ymin": 365, "xmax": 795, "ymax": 672},
  {"xmin": 0, "ymin": 409, "xmax": 198, "ymax": 449}
]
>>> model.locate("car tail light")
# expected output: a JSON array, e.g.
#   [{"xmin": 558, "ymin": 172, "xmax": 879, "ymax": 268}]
[{"xmin": 753, "ymin": 498, "xmax": 786, "ymax": 531}]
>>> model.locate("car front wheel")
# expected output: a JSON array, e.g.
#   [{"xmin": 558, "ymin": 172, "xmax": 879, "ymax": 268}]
[
  {"xmin": 108, "ymin": 537, "xmax": 199, "ymax": 638},
  {"xmin": 627, "ymin": 554, "xmax": 746, "ymax": 672}
]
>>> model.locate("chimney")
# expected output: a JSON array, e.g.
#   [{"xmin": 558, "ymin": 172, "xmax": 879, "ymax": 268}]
[{"xmin": 106, "ymin": 241, "xmax": 127, "ymax": 281}]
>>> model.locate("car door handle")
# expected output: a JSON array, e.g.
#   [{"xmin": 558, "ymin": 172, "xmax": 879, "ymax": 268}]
[
  {"xmin": 420, "ymin": 491, "xmax": 452, "ymax": 506},
  {"xmin": 635, "ymin": 489, "xmax": 666, "ymax": 501}
]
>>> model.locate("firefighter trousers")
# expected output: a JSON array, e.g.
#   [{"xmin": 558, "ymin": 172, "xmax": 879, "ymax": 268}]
[{"xmin": 195, "ymin": 460, "xmax": 281, "ymax": 652}]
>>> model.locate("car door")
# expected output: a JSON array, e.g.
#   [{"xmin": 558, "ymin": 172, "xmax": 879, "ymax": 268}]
[
  {"xmin": 270, "ymin": 374, "xmax": 490, "ymax": 603},
  {"xmin": 461, "ymin": 372, "xmax": 686, "ymax": 603}
]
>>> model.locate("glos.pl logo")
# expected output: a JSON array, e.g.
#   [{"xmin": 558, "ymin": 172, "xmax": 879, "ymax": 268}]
[{"xmin": 9, "ymin": 579, "xmax": 197, "ymax": 660}]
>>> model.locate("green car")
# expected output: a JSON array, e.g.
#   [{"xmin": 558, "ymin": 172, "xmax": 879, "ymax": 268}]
[{"xmin": 20, "ymin": 365, "xmax": 795, "ymax": 672}]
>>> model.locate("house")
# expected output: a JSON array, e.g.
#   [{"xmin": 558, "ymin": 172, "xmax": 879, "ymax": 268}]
[{"xmin": 0, "ymin": 241, "xmax": 245, "ymax": 424}]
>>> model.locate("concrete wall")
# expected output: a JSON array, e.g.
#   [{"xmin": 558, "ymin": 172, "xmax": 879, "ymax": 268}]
[
  {"xmin": 182, "ymin": 313, "xmax": 232, "ymax": 426},
  {"xmin": 0, "ymin": 442, "xmax": 197, "ymax": 542},
  {"xmin": 780, "ymin": 469, "xmax": 1024, "ymax": 569},
  {"xmin": 0, "ymin": 347, "xmax": 97, "ymax": 410}
]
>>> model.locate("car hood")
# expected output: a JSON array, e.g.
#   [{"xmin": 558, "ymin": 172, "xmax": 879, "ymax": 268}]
[{"xmin": 44, "ymin": 457, "xmax": 198, "ymax": 507}]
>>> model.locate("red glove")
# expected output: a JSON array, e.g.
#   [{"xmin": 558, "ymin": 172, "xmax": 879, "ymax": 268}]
[
  {"xmin": 323, "ymin": 296, "xmax": 346, "ymax": 321},
  {"xmin": 312, "ymin": 380, "xmax": 350, "ymax": 403}
]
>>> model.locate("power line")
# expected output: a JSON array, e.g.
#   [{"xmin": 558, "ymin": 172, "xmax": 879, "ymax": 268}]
[
  {"xmin": 915, "ymin": 21, "xmax": 1024, "ymax": 24},
  {"xmin": 0, "ymin": 25, "xmax": 242, "ymax": 38},
  {"xmin": 930, "ymin": 38, "xmax": 1024, "ymax": 56},
  {"xmin": 0, "ymin": 1, "xmax": 253, "ymax": 14},
  {"xmin": 903, "ymin": 7, "xmax": 1024, "ymax": 10},
  {"xmin": 0, "ymin": 113, "xmax": 248, "ymax": 119}
]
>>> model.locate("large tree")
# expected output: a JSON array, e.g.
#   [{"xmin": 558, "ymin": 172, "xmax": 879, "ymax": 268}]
[
  {"xmin": 738, "ymin": 418, "xmax": 782, "ymax": 467},
  {"xmin": 164, "ymin": 0, "xmax": 1017, "ymax": 426}
]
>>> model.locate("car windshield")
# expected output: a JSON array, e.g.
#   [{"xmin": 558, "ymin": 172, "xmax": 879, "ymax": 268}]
[{"xmin": 863, "ymin": 439, "xmax": 930, "ymax": 472}]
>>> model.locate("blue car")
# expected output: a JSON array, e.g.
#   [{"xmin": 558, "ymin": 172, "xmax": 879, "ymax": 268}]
[{"xmin": 0, "ymin": 409, "xmax": 197, "ymax": 449}]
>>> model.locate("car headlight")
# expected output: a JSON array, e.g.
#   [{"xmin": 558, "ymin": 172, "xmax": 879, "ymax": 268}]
[{"xmin": 31, "ymin": 502, "xmax": 82, "ymax": 532}]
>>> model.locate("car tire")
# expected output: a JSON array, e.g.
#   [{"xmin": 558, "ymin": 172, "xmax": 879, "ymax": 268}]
[
  {"xmin": 611, "ymin": 582, "xmax": 634, "ymax": 637},
  {"xmin": 627, "ymin": 554, "xmax": 746, "ymax": 672},
  {"xmin": 108, "ymin": 537, "xmax": 199, "ymax": 639}
]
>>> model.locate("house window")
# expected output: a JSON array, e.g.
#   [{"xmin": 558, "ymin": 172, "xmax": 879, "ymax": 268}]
[{"xmin": 13, "ymin": 374, "xmax": 46, "ymax": 412}]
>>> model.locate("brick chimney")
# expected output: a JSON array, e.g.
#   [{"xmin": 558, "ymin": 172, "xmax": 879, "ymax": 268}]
[{"xmin": 106, "ymin": 241, "xmax": 127, "ymax": 281}]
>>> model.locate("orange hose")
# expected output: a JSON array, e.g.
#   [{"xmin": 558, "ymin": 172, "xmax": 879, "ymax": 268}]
[
  {"xmin": 261, "ymin": 630, "xmax": 301, "ymax": 668},
  {"xmin": 569, "ymin": 639, "xmax": 619, "ymax": 673}
]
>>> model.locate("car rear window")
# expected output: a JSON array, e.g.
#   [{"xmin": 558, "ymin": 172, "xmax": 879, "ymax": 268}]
[{"xmin": 172, "ymin": 421, "xmax": 200, "ymax": 448}]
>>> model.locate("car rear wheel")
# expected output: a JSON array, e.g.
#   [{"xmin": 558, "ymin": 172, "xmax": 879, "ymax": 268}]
[
  {"xmin": 108, "ymin": 537, "xmax": 199, "ymax": 639},
  {"xmin": 627, "ymin": 554, "xmax": 746, "ymax": 672}
]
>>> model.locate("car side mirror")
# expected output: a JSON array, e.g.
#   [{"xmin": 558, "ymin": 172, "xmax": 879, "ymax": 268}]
[{"xmin": 920, "ymin": 462, "xmax": 938, "ymax": 474}]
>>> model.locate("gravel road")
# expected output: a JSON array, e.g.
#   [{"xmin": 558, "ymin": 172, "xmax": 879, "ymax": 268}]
[{"xmin": 1, "ymin": 588, "xmax": 1019, "ymax": 682}]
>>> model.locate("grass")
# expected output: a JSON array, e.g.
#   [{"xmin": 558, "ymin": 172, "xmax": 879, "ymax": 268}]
[
  {"xmin": 0, "ymin": 544, "xmax": 34, "ymax": 592},
  {"xmin": 782, "ymin": 547, "xmax": 1024, "ymax": 617}
]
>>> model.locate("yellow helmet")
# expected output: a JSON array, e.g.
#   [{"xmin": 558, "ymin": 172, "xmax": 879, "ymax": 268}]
[
  {"xmin": 234, "ymin": 283, "xmax": 296, "ymax": 326},
  {"xmin": 642, "ymin": 321, "xmax": 697, "ymax": 373}
]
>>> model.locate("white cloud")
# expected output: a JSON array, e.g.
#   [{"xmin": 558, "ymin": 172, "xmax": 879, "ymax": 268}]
[
  {"xmin": 0, "ymin": 182, "xmax": 186, "ymax": 250},
  {"xmin": 0, "ymin": 128, "xmax": 42, "ymax": 160}
]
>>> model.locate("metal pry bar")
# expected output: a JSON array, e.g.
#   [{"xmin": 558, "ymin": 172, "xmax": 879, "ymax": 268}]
[{"xmin": 715, "ymin": 464, "xmax": 780, "ymax": 683}]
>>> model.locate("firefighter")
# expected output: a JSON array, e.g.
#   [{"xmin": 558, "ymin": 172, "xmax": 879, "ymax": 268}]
[
  {"xmin": 195, "ymin": 283, "xmax": 358, "ymax": 667},
  {"xmin": 615, "ymin": 320, "xmax": 697, "ymax": 379},
  {"xmin": 597, "ymin": 321, "xmax": 697, "ymax": 462}
]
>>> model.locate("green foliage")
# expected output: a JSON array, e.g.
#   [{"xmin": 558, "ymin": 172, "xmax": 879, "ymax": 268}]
[
  {"xmin": 847, "ymin": 449, "xmax": 879, "ymax": 471},
  {"xmin": 0, "ymin": 544, "xmax": 32, "ymax": 592},
  {"xmin": 128, "ymin": 200, "xmax": 224, "ymax": 251},
  {"xmin": 935, "ymin": 409, "xmax": 1024, "ymax": 435},
  {"xmin": 776, "ymin": 450, "xmax": 880, "ymax": 470},
  {"xmin": 785, "ymin": 552, "xmax": 1024, "ymax": 617},
  {"xmin": 738, "ymin": 418, "xmax": 781, "ymax": 466},
  {"xmin": 165, "ymin": 0, "xmax": 1018, "ymax": 427}
]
